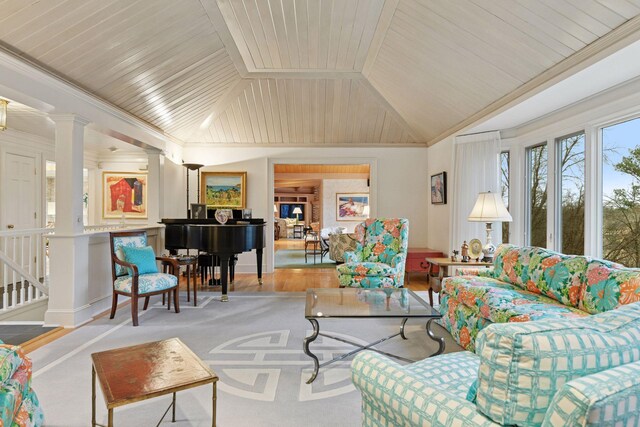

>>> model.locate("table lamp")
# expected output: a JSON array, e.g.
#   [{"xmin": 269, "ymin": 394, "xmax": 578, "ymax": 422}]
[
  {"xmin": 292, "ymin": 206, "xmax": 302, "ymax": 224},
  {"xmin": 467, "ymin": 191, "xmax": 512, "ymax": 262},
  {"xmin": 362, "ymin": 205, "xmax": 370, "ymax": 218},
  {"xmin": 274, "ymin": 204, "xmax": 278, "ymax": 216}
]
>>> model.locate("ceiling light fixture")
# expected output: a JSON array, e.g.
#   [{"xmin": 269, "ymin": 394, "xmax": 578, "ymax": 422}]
[{"xmin": 0, "ymin": 99, "xmax": 8, "ymax": 131}]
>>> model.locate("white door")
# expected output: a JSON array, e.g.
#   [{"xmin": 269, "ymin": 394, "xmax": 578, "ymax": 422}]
[
  {"xmin": 4, "ymin": 152, "xmax": 38, "ymax": 231},
  {"xmin": 2, "ymin": 152, "xmax": 38, "ymax": 275}
]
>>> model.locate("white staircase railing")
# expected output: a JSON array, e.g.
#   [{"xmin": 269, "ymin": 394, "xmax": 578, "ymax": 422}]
[{"xmin": 0, "ymin": 228, "xmax": 52, "ymax": 313}]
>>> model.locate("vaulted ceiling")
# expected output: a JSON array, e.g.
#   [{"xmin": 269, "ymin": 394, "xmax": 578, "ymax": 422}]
[{"xmin": 1, "ymin": 0, "xmax": 640, "ymax": 146}]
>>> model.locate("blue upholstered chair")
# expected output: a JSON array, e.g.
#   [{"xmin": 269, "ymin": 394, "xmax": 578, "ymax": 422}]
[
  {"xmin": 109, "ymin": 231, "xmax": 180, "ymax": 326},
  {"xmin": 351, "ymin": 302, "xmax": 640, "ymax": 426},
  {"xmin": 336, "ymin": 218, "xmax": 409, "ymax": 288}
]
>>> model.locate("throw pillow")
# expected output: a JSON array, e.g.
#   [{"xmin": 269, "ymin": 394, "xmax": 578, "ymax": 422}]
[
  {"xmin": 475, "ymin": 302, "xmax": 640, "ymax": 426},
  {"xmin": 122, "ymin": 245, "xmax": 159, "ymax": 275},
  {"xmin": 579, "ymin": 260, "xmax": 640, "ymax": 314}
]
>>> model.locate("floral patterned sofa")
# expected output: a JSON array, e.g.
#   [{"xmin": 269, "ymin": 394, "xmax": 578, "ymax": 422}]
[
  {"xmin": 337, "ymin": 218, "xmax": 409, "ymax": 288},
  {"xmin": 0, "ymin": 340, "xmax": 44, "ymax": 426},
  {"xmin": 441, "ymin": 243, "xmax": 640, "ymax": 351}
]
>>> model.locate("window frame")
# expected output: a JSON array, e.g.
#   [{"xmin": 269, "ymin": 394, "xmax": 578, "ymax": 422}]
[
  {"xmin": 524, "ymin": 142, "xmax": 548, "ymax": 248},
  {"xmin": 554, "ymin": 130, "xmax": 586, "ymax": 255},
  {"xmin": 500, "ymin": 150, "xmax": 511, "ymax": 244}
]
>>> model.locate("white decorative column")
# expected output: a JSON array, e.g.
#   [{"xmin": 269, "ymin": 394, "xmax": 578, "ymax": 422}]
[
  {"xmin": 146, "ymin": 149, "xmax": 163, "ymax": 224},
  {"xmin": 146, "ymin": 149, "xmax": 164, "ymax": 254},
  {"xmin": 44, "ymin": 114, "xmax": 93, "ymax": 327}
]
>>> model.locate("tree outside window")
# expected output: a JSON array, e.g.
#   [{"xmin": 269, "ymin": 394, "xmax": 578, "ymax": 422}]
[
  {"xmin": 602, "ymin": 118, "xmax": 640, "ymax": 267},
  {"xmin": 527, "ymin": 144, "xmax": 547, "ymax": 248},
  {"xmin": 557, "ymin": 133, "xmax": 585, "ymax": 255}
]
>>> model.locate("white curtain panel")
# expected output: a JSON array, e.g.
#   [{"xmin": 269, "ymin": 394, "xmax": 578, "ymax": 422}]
[{"xmin": 450, "ymin": 131, "xmax": 501, "ymax": 254}]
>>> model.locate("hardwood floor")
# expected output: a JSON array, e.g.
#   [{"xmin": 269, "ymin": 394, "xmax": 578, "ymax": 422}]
[
  {"xmin": 24, "ymin": 241, "xmax": 431, "ymax": 353},
  {"xmin": 195, "ymin": 238, "xmax": 431, "ymax": 292}
]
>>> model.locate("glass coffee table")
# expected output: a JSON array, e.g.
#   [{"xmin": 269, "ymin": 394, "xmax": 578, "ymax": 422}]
[{"xmin": 303, "ymin": 287, "xmax": 444, "ymax": 383}]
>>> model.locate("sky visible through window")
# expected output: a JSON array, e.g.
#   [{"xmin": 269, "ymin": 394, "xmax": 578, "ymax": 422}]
[
  {"xmin": 602, "ymin": 118, "xmax": 640, "ymax": 197},
  {"xmin": 602, "ymin": 117, "xmax": 640, "ymax": 267}
]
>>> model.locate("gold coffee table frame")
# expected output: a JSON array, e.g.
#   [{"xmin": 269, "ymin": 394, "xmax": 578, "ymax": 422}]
[{"xmin": 91, "ymin": 338, "xmax": 218, "ymax": 427}]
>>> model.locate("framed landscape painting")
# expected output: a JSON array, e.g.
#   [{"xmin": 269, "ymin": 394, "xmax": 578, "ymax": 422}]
[
  {"xmin": 336, "ymin": 193, "xmax": 369, "ymax": 221},
  {"xmin": 102, "ymin": 172, "xmax": 148, "ymax": 219},
  {"xmin": 201, "ymin": 172, "xmax": 247, "ymax": 208}
]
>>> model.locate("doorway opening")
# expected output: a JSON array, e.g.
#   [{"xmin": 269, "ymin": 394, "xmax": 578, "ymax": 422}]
[{"xmin": 273, "ymin": 164, "xmax": 370, "ymax": 269}]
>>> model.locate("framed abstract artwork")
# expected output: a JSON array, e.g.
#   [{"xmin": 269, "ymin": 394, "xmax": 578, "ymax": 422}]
[
  {"xmin": 201, "ymin": 172, "xmax": 247, "ymax": 208},
  {"xmin": 431, "ymin": 172, "xmax": 447, "ymax": 204},
  {"xmin": 102, "ymin": 172, "xmax": 148, "ymax": 219},
  {"xmin": 336, "ymin": 193, "xmax": 369, "ymax": 221}
]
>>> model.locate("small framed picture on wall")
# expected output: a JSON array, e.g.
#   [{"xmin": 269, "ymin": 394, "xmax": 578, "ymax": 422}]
[{"xmin": 431, "ymin": 172, "xmax": 447, "ymax": 205}]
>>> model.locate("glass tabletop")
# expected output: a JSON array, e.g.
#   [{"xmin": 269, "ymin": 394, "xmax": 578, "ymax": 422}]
[{"xmin": 305, "ymin": 288, "xmax": 442, "ymax": 319}]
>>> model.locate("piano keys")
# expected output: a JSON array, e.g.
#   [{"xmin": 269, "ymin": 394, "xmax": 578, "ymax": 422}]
[{"xmin": 161, "ymin": 218, "xmax": 266, "ymax": 301}]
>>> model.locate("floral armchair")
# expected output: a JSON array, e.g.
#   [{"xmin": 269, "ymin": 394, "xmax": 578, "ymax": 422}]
[
  {"xmin": 337, "ymin": 218, "xmax": 409, "ymax": 288},
  {"xmin": 109, "ymin": 231, "xmax": 180, "ymax": 326},
  {"xmin": 0, "ymin": 341, "xmax": 44, "ymax": 426}
]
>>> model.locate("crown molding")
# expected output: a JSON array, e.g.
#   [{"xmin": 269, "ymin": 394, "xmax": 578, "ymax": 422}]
[{"xmin": 427, "ymin": 14, "xmax": 640, "ymax": 146}]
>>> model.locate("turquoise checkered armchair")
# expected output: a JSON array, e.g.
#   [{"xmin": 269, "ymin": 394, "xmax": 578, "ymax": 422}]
[
  {"xmin": 352, "ymin": 302, "xmax": 640, "ymax": 426},
  {"xmin": 337, "ymin": 218, "xmax": 409, "ymax": 288},
  {"xmin": 109, "ymin": 231, "xmax": 180, "ymax": 326}
]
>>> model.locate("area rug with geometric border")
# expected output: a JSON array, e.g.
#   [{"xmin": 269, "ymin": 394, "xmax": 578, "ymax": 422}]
[{"xmin": 30, "ymin": 291, "xmax": 460, "ymax": 426}]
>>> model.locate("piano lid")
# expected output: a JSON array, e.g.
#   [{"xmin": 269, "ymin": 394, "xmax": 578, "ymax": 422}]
[{"xmin": 160, "ymin": 218, "xmax": 266, "ymax": 225}]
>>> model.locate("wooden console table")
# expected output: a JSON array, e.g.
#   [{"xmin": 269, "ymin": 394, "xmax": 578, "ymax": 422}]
[
  {"xmin": 91, "ymin": 338, "xmax": 218, "ymax": 426},
  {"xmin": 423, "ymin": 258, "xmax": 491, "ymax": 306}
]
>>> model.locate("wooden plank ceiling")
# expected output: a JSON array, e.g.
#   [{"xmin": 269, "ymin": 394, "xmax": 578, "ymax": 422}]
[
  {"xmin": 218, "ymin": 0, "xmax": 385, "ymax": 71},
  {"xmin": 0, "ymin": 0, "xmax": 639, "ymax": 146}
]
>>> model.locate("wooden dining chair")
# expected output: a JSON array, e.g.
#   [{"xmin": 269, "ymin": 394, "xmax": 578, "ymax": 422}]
[{"xmin": 109, "ymin": 231, "xmax": 180, "ymax": 326}]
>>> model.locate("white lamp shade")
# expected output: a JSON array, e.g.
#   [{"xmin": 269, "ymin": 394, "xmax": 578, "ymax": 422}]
[
  {"xmin": 362, "ymin": 205, "xmax": 370, "ymax": 216},
  {"xmin": 292, "ymin": 207, "xmax": 302, "ymax": 215},
  {"xmin": 274, "ymin": 204, "xmax": 278, "ymax": 213},
  {"xmin": 468, "ymin": 192, "xmax": 512, "ymax": 222}
]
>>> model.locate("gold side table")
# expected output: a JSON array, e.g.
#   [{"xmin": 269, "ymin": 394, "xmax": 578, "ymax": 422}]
[{"xmin": 91, "ymin": 338, "xmax": 218, "ymax": 427}]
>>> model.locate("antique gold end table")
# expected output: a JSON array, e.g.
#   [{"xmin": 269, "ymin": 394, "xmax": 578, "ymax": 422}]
[{"xmin": 91, "ymin": 338, "xmax": 218, "ymax": 427}]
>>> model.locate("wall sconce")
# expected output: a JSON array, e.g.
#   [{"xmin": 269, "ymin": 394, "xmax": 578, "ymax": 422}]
[{"xmin": 0, "ymin": 99, "xmax": 8, "ymax": 131}]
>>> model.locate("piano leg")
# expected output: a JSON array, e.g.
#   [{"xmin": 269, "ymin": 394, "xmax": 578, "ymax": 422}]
[
  {"xmin": 229, "ymin": 256, "xmax": 236, "ymax": 286},
  {"xmin": 257, "ymin": 248, "xmax": 263, "ymax": 286},
  {"xmin": 219, "ymin": 253, "xmax": 231, "ymax": 302}
]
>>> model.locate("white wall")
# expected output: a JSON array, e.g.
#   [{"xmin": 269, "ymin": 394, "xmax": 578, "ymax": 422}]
[
  {"xmin": 184, "ymin": 145, "xmax": 430, "ymax": 272},
  {"xmin": 162, "ymin": 158, "xmax": 186, "ymax": 219},
  {"xmin": 426, "ymin": 136, "xmax": 454, "ymax": 255},
  {"xmin": 322, "ymin": 179, "xmax": 369, "ymax": 232}
]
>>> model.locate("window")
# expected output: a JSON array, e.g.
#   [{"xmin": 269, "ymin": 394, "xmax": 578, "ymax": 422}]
[
  {"xmin": 601, "ymin": 118, "xmax": 640, "ymax": 267},
  {"xmin": 527, "ymin": 144, "xmax": 547, "ymax": 248},
  {"xmin": 500, "ymin": 151, "xmax": 510, "ymax": 243},
  {"xmin": 557, "ymin": 132, "xmax": 585, "ymax": 255}
]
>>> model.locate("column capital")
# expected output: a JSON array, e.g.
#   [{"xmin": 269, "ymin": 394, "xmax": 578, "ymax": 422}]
[
  {"xmin": 145, "ymin": 147, "xmax": 164, "ymax": 156},
  {"xmin": 49, "ymin": 113, "xmax": 91, "ymax": 127}
]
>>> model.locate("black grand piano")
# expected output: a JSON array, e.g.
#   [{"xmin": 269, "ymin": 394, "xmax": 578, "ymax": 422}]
[{"xmin": 161, "ymin": 218, "xmax": 266, "ymax": 301}]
